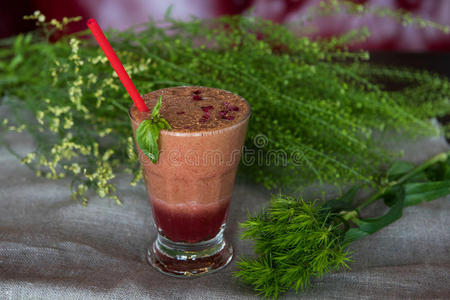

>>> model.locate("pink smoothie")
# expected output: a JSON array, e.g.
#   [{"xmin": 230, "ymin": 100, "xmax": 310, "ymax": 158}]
[{"xmin": 130, "ymin": 86, "xmax": 250, "ymax": 243}]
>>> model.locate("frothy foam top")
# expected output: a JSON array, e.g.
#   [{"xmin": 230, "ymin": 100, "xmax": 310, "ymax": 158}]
[{"xmin": 130, "ymin": 86, "xmax": 250, "ymax": 132}]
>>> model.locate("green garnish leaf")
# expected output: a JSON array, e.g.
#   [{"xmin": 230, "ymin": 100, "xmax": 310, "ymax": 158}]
[
  {"xmin": 151, "ymin": 96, "xmax": 163, "ymax": 119},
  {"xmin": 136, "ymin": 96, "xmax": 171, "ymax": 163},
  {"xmin": 159, "ymin": 118, "xmax": 172, "ymax": 130},
  {"xmin": 136, "ymin": 120, "xmax": 161, "ymax": 163}
]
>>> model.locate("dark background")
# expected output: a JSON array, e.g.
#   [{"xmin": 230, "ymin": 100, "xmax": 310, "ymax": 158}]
[{"xmin": 1, "ymin": 0, "xmax": 450, "ymax": 51}]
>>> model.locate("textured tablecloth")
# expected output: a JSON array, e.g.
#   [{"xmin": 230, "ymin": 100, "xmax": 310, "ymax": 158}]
[{"xmin": 1, "ymin": 117, "xmax": 449, "ymax": 299}]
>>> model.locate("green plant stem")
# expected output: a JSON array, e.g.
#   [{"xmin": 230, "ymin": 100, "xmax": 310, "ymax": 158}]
[
  {"xmin": 341, "ymin": 151, "xmax": 449, "ymax": 221},
  {"xmin": 394, "ymin": 151, "xmax": 448, "ymax": 186}
]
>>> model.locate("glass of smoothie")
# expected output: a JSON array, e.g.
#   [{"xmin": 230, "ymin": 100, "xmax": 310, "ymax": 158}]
[{"xmin": 129, "ymin": 86, "xmax": 250, "ymax": 277}]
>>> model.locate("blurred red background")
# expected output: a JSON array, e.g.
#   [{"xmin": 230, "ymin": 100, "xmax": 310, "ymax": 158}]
[{"xmin": 1, "ymin": 0, "xmax": 449, "ymax": 51}]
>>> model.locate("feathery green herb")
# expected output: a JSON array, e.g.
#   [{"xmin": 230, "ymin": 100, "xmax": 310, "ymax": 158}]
[
  {"xmin": 234, "ymin": 152, "xmax": 450, "ymax": 298},
  {"xmin": 235, "ymin": 151, "xmax": 450, "ymax": 298},
  {"xmin": 236, "ymin": 197, "xmax": 351, "ymax": 298}
]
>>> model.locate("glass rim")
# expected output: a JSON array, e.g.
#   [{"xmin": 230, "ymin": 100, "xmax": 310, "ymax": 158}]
[{"xmin": 128, "ymin": 86, "xmax": 251, "ymax": 137}]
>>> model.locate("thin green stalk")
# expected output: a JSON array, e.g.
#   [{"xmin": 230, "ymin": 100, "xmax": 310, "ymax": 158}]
[
  {"xmin": 395, "ymin": 151, "xmax": 448, "ymax": 186},
  {"xmin": 341, "ymin": 151, "xmax": 450, "ymax": 221}
]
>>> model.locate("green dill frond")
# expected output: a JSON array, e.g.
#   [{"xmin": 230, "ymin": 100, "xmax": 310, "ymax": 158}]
[{"xmin": 235, "ymin": 195, "xmax": 351, "ymax": 298}]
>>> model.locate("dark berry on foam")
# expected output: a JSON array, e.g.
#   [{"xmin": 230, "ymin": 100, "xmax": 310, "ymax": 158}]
[
  {"xmin": 201, "ymin": 106, "xmax": 214, "ymax": 112},
  {"xmin": 199, "ymin": 115, "xmax": 210, "ymax": 122}
]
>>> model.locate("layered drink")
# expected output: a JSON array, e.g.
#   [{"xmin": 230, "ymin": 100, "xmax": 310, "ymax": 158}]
[{"xmin": 129, "ymin": 86, "xmax": 250, "ymax": 276}]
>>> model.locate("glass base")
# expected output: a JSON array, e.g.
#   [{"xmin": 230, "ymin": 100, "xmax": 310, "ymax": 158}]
[{"xmin": 147, "ymin": 228, "xmax": 233, "ymax": 277}]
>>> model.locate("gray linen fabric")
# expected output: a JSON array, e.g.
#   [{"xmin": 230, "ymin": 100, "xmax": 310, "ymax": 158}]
[{"xmin": 1, "ymin": 121, "xmax": 449, "ymax": 299}]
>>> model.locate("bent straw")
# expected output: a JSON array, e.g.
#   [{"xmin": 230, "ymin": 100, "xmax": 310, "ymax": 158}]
[{"xmin": 87, "ymin": 18, "xmax": 149, "ymax": 112}]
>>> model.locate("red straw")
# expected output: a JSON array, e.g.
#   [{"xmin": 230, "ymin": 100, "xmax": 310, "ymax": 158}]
[{"xmin": 86, "ymin": 18, "xmax": 149, "ymax": 112}]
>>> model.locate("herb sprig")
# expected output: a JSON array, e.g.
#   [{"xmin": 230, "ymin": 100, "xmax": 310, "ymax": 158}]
[
  {"xmin": 235, "ymin": 151, "xmax": 450, "ymax": 298},
  {"xmin": 136, "ymin": 96, "xmax": 171, "ymax": 163}
]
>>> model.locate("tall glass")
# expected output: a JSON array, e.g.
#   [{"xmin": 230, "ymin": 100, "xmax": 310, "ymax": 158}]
[{"xmin": 129, "ymin": 87, "xmax": 250, "ymax": 277}]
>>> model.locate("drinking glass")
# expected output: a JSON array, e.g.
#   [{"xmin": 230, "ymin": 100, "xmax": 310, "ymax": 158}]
[{"xmin": 129, "ymin": 87, "xmax": 250, "ymax": 276}]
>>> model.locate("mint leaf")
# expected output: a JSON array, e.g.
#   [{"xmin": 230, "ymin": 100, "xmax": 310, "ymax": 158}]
[
  {"xmin": 136, "ymin": 96, "xmax": 171, "ymax": 163},
  {"xmin": 159, "ymin": 118, "xmax": 172, "ymax": 130},
  {"xmin": 152, "ymin": 96, "xmax": 163, "ymax": 119},
  {"xmin": 136, "ymin": 120, "xmax": 161, "ymax": 163}
]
